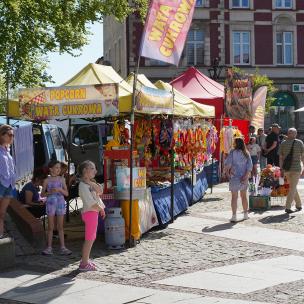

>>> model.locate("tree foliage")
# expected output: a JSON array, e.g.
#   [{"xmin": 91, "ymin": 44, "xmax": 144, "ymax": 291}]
[
  {"xmin": 232, "ymin": 67, "xmax": 276, "ymax": 113},
  {"xmin": 0, "ymin": 0, "xmax": 148, "ymax": 89},
  {"xmin": 251, "ymin": 70, "xmax": 276, "ymax": 112}
]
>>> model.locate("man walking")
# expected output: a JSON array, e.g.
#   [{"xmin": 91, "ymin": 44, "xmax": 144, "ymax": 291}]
[
  {"xmin": 279, "ymin": 128, "xmax": 304, "ymax": 213},
  {"xmin": 265, "ymin": 123, "xmax": 280, "ymax": 166},
  {"xmin": 257, "ymin": 127, "xmax": 267, "ymax": 170}
]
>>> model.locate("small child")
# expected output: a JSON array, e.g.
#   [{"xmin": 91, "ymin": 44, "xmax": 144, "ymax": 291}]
[
  {"xmin": 247, "ymin": 137, "xmax": 261, "ymax": 178},
  {"xmin": 41, "ymin": 160, "xmax": 71, "ymax": 255},
  {"xmin": 78, "ymin": 160, "xmax": 105, "ymax": 271}
]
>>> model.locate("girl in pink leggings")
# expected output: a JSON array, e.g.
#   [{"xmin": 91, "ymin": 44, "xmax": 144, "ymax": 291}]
[{"xmin": 78, "ymin": 160, "xmax": 105, "ymax": 271}]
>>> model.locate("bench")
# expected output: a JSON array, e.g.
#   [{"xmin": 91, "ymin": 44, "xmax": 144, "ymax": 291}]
[{"xmin": 8, "ymin": 199, "xmax": 45, "ymax": 249}]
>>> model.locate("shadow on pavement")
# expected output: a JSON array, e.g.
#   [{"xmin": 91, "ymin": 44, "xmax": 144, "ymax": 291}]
[
  {"xmin": 201, "ymin": 222, "xmax": 237, "ymax": 232},
  {"xmin": 258, "ymin": 213, "xmax": 295, "ymax": 224},
  {"xmin": 0, "ymin": 270, "xmax": 79, "ymax": 303},
  {"xmin": 200, "ymin": 197, "xmax": 224, "ymax": 203}
]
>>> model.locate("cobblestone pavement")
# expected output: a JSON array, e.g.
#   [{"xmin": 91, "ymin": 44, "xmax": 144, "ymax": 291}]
[{"xmin": 3, "ymin": 183, "xmax": 304, "ymax": 303}]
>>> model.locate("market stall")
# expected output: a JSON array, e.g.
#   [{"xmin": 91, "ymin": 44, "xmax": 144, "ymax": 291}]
[
  {"xmin": 170, "ymin": 67, "xmax": 250, "ymax": 156},
  {"xmin": 125, "ymin": 77, "xmax": 217, "ymax": 226},
  {"xmin": 31, "ymin": 64, "xmax": 217, "ymax": 238}
]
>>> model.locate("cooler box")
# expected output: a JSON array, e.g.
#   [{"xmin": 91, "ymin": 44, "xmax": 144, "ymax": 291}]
[{"xmin": 249, "ymin": 195, "xmax": 271, "ymax": 210}]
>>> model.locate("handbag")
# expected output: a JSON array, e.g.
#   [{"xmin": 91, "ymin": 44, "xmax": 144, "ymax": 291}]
[{"xmin": 282, "ymin": 140, "xmax": 295, "ymax": 171}]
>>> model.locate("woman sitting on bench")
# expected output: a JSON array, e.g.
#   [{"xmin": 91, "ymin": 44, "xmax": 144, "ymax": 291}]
[{"xmin": 20, "ymin": 168, "xmax": 47, "ymax": 218}]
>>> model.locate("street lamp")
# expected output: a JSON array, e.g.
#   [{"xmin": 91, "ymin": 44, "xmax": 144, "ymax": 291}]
[{"xmin": 208, "ymin": 57, "xmax": 224, "ymax": 80}]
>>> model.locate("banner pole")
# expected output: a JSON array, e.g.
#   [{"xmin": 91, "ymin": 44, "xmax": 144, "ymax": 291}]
[
  {"xmin": 6, "ymin": 71, "xmax": 9, "ymax": 124},
  {"xmin": 129, "ymin": 55, "xmax": 141, "ymax": 247}
]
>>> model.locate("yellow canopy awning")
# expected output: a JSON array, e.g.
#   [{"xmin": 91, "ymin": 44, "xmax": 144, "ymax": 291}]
[
  {"xmin": 64, "ymin": 63, "xmax": 133, "ymax": 113},
  {"xmin": 8, "ymin": 65, "xmax": 214, "ymax": 119},
  {"xmin": 154, "ymin": 80, "xmax": 215, "ymax": 118},
  {"xmin": 126, "ymin": 73, "xmax": 157, "ymax": 89}
]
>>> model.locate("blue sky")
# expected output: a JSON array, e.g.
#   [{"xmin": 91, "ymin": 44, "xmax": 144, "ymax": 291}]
[{"xmin": 46, "ymin": 22, "xmax": 103, "ymax": 86}]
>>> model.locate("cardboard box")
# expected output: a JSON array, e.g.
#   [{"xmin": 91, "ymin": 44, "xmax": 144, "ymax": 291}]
[{"xmin": 249, "ymin": 195, "xmax": 271, "ymax": 210}]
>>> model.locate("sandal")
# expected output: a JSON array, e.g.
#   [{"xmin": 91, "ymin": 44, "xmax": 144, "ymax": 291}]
[{"xmin": 79, "ymin": 262, "xmax": 97, "ymax": 272}]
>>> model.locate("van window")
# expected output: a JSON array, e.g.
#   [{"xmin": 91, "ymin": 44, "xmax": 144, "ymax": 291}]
[
  {"xmin": 45, "ymin": 130, "xmax": 56, "ymax": 160},
  {"xmin": 73, "ymin": 125, "xmax": 99, "ymax": 145},
  {"xmin": 50, "ymin": 128, "xmax": 63, "ymax": 149}
]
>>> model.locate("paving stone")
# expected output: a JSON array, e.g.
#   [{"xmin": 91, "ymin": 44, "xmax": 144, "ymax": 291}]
[
  {"xmin": 154, "ymin": 255, "xmax": 304, "ymax": 293},
  {"xmin": 4, "ymin": 182, "xmax": 304, "ymax": 303}
]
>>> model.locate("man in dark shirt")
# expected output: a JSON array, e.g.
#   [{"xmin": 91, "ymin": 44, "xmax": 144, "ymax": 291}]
[
  {"xmin": 249, "ymin": 125, "xmax": 257, "ymax": 139},
  {"xmin": 265, "ymin": 123, "xmax": 280, "ymax": 166}
]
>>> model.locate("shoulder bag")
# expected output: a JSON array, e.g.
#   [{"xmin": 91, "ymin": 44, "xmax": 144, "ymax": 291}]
[{"xmin": 282, "ymin": 140, "xmax": 295, "ymax": 171}]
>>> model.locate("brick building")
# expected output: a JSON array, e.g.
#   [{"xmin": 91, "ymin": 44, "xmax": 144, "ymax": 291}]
[{"xmin": 103, "ymin": 0, "xmax": 304, "ymax": 134}]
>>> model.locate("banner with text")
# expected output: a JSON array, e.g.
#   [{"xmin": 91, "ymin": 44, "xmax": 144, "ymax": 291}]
[
  {"xmin": 18, "ymin": 84, "xmax": 119, "ymax": 120},
  {"xmin": 136, "ymin": 85, "xmax": 173, "ymax": 114},
  {"xmin": 225, "ymin": 68, "xmax": 253, "ymax": 121},
  {"xmin": 116, "ymin": 167, "xmax": 146, "ymax": 192},
  {"xmin": 251, "ymin": 86, "xmax": 267, "ymax": 130},
  {"xmin": 140, "ymin": 0, "xmax": 196, "ymax": 66}
]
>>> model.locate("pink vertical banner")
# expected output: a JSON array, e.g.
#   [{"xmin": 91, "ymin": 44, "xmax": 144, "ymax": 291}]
[{"xmin": 140, "ymin": 0, "xmax": 196, "ymax": 66}]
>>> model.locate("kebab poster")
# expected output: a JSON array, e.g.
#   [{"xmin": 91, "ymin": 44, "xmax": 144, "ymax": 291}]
[{"xmin": 225, "ymin": 68, "xmax": 253, "ymax": 121}]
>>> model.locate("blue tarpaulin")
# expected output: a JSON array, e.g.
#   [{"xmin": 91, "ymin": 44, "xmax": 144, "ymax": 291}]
[{"xmin": 151, "ymin": 169, "xmax": 209, "ymax": 225}]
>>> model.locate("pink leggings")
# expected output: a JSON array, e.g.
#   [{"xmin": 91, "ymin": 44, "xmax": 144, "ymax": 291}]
[{"xmin": 82, "ymin": 211, "xmax": 99, "ymax": 241}]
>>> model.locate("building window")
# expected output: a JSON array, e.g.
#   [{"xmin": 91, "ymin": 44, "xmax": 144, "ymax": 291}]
[
  {"xmin": 275, "ymin": 0, "xmax": 292, "ymax": 9},
  {"xmin": 276, "ymin": 32, "xmax": 293, "ymax": 65},
  {"xmin": 232, "ymin": 0, "xmax": 249, "ymax": 8},
  {"xmin": 233, "ymin": 31, "xmax": 250, "ymax": 65},
  {"xmin": 186, "ymin": 29, "xmax": 204, "ymax": 65}
]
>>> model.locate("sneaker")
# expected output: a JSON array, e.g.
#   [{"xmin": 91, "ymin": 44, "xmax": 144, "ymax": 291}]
[
  {"xmin": 296, "ymin": 207, "xmax": 302, "ymax": 211},
  {"xmin": 42, "ymin": 247, "xmax": 53, "ymax": 255},
  {"xmin": 89, "ymin": 259, "xmax": 97, "ymax": 267},
  {"xmin": 243, "ymin": 212, "xmax": 249, "ymax": 220},
  {"xmin": 230, "ymin": 214, "xmax": 237, "ymax": 223},
  {"xmin": 285, "ymin": 209, "xmax": 293, "ymax": 214},
  {"xmin": 79, "ymin": 262, "xmax": 97, "ymax": 272},
  {"xmin": 60, "ymin": 247, "xmax": 72, "ymax": 255}
]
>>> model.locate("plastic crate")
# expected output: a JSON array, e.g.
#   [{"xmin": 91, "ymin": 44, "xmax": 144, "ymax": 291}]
[{"xmin": 249, "ymin": 195, "xmax": 271, "ymax": 210}]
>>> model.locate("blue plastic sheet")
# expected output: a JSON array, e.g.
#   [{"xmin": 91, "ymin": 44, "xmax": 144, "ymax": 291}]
[{"xmin": 151, "ymin": 170, "xmax": 209, "ymax": 225}]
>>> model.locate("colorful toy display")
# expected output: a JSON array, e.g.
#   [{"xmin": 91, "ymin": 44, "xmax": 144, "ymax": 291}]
[{"xmin": 260, "ymin": 165, "xmax": 289, "ymax": 197}]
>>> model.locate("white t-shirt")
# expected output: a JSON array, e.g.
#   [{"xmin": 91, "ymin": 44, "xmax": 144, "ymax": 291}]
[
  {"xmin": 247, "ymin": 143, "xmax": 261, "ymax": 156},
  {"xmin": 78, "ymin": 181, "xmax": 105, "ymax": 213}
]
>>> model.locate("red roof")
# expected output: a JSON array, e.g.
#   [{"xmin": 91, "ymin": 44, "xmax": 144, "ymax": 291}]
[{"xmin": 170, "ymin": 66, "xmax": 224, "ymax": 100}]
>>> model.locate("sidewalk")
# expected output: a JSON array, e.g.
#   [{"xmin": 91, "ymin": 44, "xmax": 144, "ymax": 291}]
[{"xmin": 1, "ymin": 182, "xmax": 304, "ymax": 303}]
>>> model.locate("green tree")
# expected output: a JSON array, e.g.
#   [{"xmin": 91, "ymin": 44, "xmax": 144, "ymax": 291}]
[
  {"xmin": 0, "ymin": 0, "xmax": 148, "ymax": 89},
  {"xmin": 251, "ymin": 71, "xmax": 276, "ymax": 112},
  {"xmin": 0, "ymin": 75, "xmax": 6, "ymax": 114},
  {"xmin": 232, "ymin": 67, "xmax": 276, "ymax": 112}
]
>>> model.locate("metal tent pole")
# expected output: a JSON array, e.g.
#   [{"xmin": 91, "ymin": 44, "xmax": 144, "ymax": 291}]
[
  {"xmin": 170, "ymin": 114, "xmax": 174, "ymax": 223},
  {"xmin": 129, "ymin": 57, "xmax": 141, "ymax": 247},
  {"xmin": 66, "ymin": 118, "xmax": 72, "ymax": 222}
]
